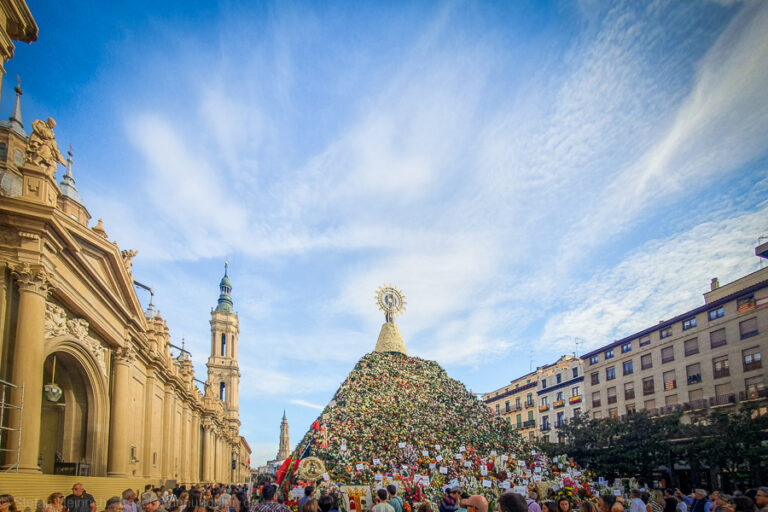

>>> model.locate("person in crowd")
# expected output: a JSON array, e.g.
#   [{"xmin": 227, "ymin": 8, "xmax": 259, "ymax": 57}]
[
  {"xmin": 543, "ymin": 502, "xmax": 558, "ymax": 512},
  {"xmin": 43, "ymin": 492, "xmax": 65, "ymax": 512},
  {"xmin": 123, "ymin": 490, "xmax": 140, "ymax": 512},
  {"xmin": 463, "ymin": 495, "xmax": 488, "ymax": 512},
  {"xmin": 106, "ymin": 497, "xmax": 125, "ymax": 512},
  {"xmin": 251, "ymin": 485, "xmax": 290, "ymax": 512},
  {"xmin": 647, "ymin": 490, "xmax": 665, "ymax": 512},
  {"xmin": 733, "ymin": 496, "xmax": 756, "ymax": 512},
  {"xmin": 498, "ymin": 493, "xmax": 527, "ymax": 512},
  {"xmin": 558, "ymin": 498, "xmax": 572, "ymax": 512},
  {"xmin": 674, "ymin": 491, "xmax": 688, "ymax": 512},
  {"xmin": 232, "ymin": 493, "xmax": 248, "ymax": 512},
  {"xmin": 300, "ymin": 500, "xmax": 318, "ymax": 512},
  {"xmin": 388, "ymin": 485, "xmax": 404, "ymax": 512},
  {"xmin": 416, "ymin": 505, "xmax": 432, "ymax": 512},
  {"xmin": 188, "ymin": 490, "xmax": 205, "ymax": 512},
  {"xmin": 0, "ymin": 495, "xmax": 18, "ymax": 512},
  {"xmin": 440, "ymin": 488, "xmax": 461, "ymax": 512},
  {"xmin": 298, "ymin": 488, "xmax": 314, "ymax": 511},
  {"xmin": 598, "ymin": 495, "xmax": 616, "ymax": 512},
  {"xmin": 664, "ymin": 490, "xmax": 679, "ymax": 512},
  {"xmin": 373, "ymin": 489, "xmax": 394, "ymax": 512},
  {"xmin": 170, "ymin": 493, "xmax": 189, "ymax": 512},
  {"xmin": 141, "ymin": 492, "xmax": 161, "ymax": 512},
  {"xmin": 631, "ymin": 490, "xmax": 647, "ymax": 512},
  {"xmin": 579, "ymin": 502, "xmax": 598, "ymax": 512},
  {"xmin": 65, "ymin": 483, "xmax": 97, "ymax": 512},
  {"xmin": 754, "ymin": 489, "xmax": 768, "ymax": 512},
  {"xmin": 681, "ymin": 489, "xmax": 709, "ymax": 512},
  {"xmin": 318, "ymin": 495, "xmax": 338, "ymax": 512},
  {"xmin": 525, "ymin": 492, "xmax": 541, "ymax": 512}
]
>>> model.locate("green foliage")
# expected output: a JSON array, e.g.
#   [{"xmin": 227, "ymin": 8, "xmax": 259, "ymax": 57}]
[{"xmin": 544, "ymin": 406, "xmax": 768, "ymax": 483}]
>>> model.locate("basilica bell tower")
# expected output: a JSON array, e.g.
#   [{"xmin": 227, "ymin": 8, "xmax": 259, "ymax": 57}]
[{"xmin": 206, "ymin": 263, "xmax": 241, "ymax": 436}]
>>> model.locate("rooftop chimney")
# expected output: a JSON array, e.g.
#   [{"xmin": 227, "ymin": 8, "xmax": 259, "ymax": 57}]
[{"xmin": 711, "ymin": 277, "xmax": 720, "ymax": 291}]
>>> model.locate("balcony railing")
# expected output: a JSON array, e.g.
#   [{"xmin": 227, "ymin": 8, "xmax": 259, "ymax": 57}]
[
  {"xmin": 569, "ymin": 395, "xmax": 582, "ymax": 404},
  {"xmin": 687, "ymin": 399, "xmax": 707, "ymax": 410},
  {"xmin": 738, "ymin": 300, "xmax": 756, "ymax": 313},
  {"xmin": 540, "ymin": 425, "xmax": 551, "ymax": 432},
  {"xmin": 525, "ymin": 400, "xmax": 534, "ymax": 408},
  {"xmin": 553, "ymin": 400, "xmax": 565, "ymax": 408},
  {"xmin": 643, "ymin": 385, "xmax": 655, "ymax": 395},
  {"xmin": 522, "ymin": 419, "xmax": 536, "ymax": 427},
  {"xmin": 607, "ymin": 395, "xmax": 617, "ymax": 404},
  {"xmin": 555, "ymin": 421, "xmax": 565, "ymax": 429},
  {"xmin": 624, "ymin": 390, "xmax": 635, "ymax": 400},
  {"xmin": 664, "ymin": 380, "xmax": 677, "ymax": 390},
  {"xmin": 741, "ymin": 388, "xmax": 768, "ymax": 401},
  {"xmin": 539, "ymin": 404, "xmax": 549, "ymax": 412},
  {"xmin": 713, "ymin": 368, "xmax": 730, "ymax": 379},
  {"xmin": 744, "ymin": 361, "xmax": 762, "ymax": 372},
  {"xmin": 592, "ymin": 399, "xmax": 601, "ymax": 408},
  {"xmin": 711, "ymin": 393, "xmax": 736, "ymax": 406},
  {"xmin": 687, "ymin": 374, "xmax": 702, "ymax": 385}
]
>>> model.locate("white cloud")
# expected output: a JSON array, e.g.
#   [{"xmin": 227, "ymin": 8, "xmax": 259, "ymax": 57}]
[{"xmin": 290, "ymin": 399, "xmax": 324, "ymax": 410}]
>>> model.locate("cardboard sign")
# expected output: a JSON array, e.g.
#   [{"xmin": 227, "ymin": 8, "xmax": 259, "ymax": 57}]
[
  {"xmin": 459, "ymin": 446, "xmax": 466, "ymax": 452},
  {"xmin": 483, "ymin": 480, "xmax": 492, "ymax": 488},
  {"xmin": 491, "ymin": 450, "xmax": 497, "ymax": 456},
  {"xmin": 356, "ymin": 463, "xmax": 365, "ymax": 471},
  {"xmin": 436, "ymin": 444, "xmax": 441, "ymax": 450},
  {"xmin": 464, "ymin": 461, "xmax": 472, "ymax": 468},
  {"xmin": 614, "ymin": 490, "xmax": 622, "ymax": 497},
  {"xmin": 450, "ymin": 478, "xmax": 459, "ymax": 488},
  {"xmin": 292, "ymin": 488, "xmax": 304, "ymax": 498},
  {"xmin": 500, "ymin": 481, "xmax": 510, "ymax": 490},
  {"xmin": 429, "ymin": 463, "xmax": 436, "ymax": 469},
  {"xmin": 455, "ymin": 454, "xmax": 463, "ymax": 460},
  {"xmin": 415, "ymin": 475, "xmax": 430, "ymax": 486},
  {"xmin": 533, "ymin": 475, "xmax": 542, "ymax": 482},
  {"xmin": 518, "ymin": 460, "xmax": 526, "ymax": 467},
  {"xmin": 422, "ymin": 450, "xmax": 429, "ymax": 456},
  {"xmin": 501, "ymin": 455, "xmax": 508, "ymax": 462},
  {"xmin": 534, "ymin": 467, "xmax": 542, "ymax": 473},
  {"xmin": 373, "ymin": 459, "xmax": 381, "ymax": 465},
  {"xmin": 513, "ymin": 486, "xmax": 527, "ymax": 495},
  {"xmin": 341, "ymin": 444, "xmax": 347, "ymax": 452},
  {"xmin": 398, "ymin": 442, "xmax": 406, "ymax": 448},
  {"xmin": 574, "ymin": 471, "xmax": 581, "ymax": 477},
  {"xmin": 375, "ymin": 473, "xmax": 383, "ymax": 481},
  {"xmin": 436, "ymin": 455, "xmax": 443, "ymax": 462},
  {"xmin": 480, "ymin": 467, "xmax": 488, "ymax": 476},
  {"xmin": 440, "ymin": 466, "xmax": 448, "ymax": 474}
]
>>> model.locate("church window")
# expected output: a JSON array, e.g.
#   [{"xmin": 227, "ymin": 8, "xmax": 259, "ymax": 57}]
[
  {"xmin": 0, "ymin": 142, "xmax": 6, "ymax": 160},
  {"xmin": 221, "ymin": 333, "xmax": 226, "ymax": 356},
  {"xmin": 220, "ymin": 381, "xmax": 226, "ymax": 401}
]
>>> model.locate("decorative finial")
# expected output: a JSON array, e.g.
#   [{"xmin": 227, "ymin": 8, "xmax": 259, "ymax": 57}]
[
  {"xmin": 9, "ymin": 75, "xmax": 24, "ymax": 133},
  {"xmin": 375, "ymin": 285, "xmax": 407, "ymax": 323},
  {"xmin": 225, "ymin": 261, "xmax": 229, "ymax": 276},
  {"xmin": 92, "ymin": 218, "xmax": 108, "ymax": 238}
]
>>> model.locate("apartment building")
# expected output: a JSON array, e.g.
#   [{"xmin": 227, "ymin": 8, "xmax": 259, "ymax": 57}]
[
  {"xmin": 537, "ymin": 354, "xmax": 584, "ymax": 443},
  {"xmin": 583, "ymin": 246, "xmax": 768, "ymax": 419},
  {"xmin": 483, "ymin": 370, "xmax": 539, "ymax": 441}
]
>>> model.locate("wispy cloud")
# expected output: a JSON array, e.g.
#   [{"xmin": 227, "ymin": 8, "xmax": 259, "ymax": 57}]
[{"xmin": 290, "ymin": 399, "xmax": 324, "ymax": 411}]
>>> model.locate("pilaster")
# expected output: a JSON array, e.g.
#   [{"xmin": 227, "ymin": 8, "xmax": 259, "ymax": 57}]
[{"xmin": 107, "ymin": 345, "xmax": 135, "ymax": 477}]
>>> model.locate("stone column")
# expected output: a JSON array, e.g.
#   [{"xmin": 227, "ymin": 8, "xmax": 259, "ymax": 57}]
[
  {"xmin": 201, "ymin": 420, "xmax": 212, "ymax": 482},
  {"xmin": 142, "ymin": 370, "xmax": 155, "ymax": 478},
  {"xmin": 5, "ymin": 264, "xmax": 50, "ymax": 473},
  {"xmin": 107, "ymin": 345, "xmax": 135, "ymax": 477},
  {"xmin": 180, "ymin": 404, "xmax": 189, "ymax": 483},
  {"xmin": 161, "ymin": 386, "xmax": 174, "ymax": 478}
]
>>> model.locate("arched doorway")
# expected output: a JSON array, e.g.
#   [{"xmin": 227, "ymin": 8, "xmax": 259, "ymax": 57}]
[{"xmin": 39, "ymin": 350, "xmax": 98, "ymax": 475}]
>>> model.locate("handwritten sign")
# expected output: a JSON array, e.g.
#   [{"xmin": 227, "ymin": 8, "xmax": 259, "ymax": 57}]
[
  {"xmin": 422, "ymin": 450, "xmax": 429, "ymax": 456},
  {"xmin": 459, "ymin": 446, "xmax": 466, "ymax": 452},
  {"xmin": 500, "ymin": 481, "xmax": 510, "ymax": 490},
  {"xmin": 491, "ymin": 450, "xmax": 497, "ymax": 456},
  {"xmin": 375, "ymin": 473, "xmax": 383, "ymax": 481},
  {"xmin": 440, "ymin": 467, "xmax": 448, "ymax": 474},
  {"xmin": 501, "ymin": 455, "xmax": 508, "ymax": 462},
  {"xmin": 464, "ymin": 461, "xmax": 472, "ymax": 468},
  {"xmin": 373, "ymin": 459, "xmax": 381, "ymax": 465},
  {"xmin": 483, "ymin": 480, "xmax": 492, "ymax": 488},
  {"xmin": 429, "ymin": 463, "xmax": 436, "ymax": 469},
  {"xmin": 455, "ymin": 454, "xmax": 463, "ymax": 460},
  {"xmin": 436, "ymin": 455, "xmax": 443, "ymax": 462},
  {"xmin": 614, "ymin": 490, "xmax": 622, "ymax": 497},
  {"xmin": 480, "ymin": 467, "xmax": 488, "ymax": 476},
  {"xmin": 436, "ymin": 444, "xmax": 441, "ymax": 450},
  {"xmin": 450, "ymin": 478, "xmax": 459, "ymax": 488},
  {"xmin": 398, "ymin": 442, "xmax": 406, "ymax": 448},
  {"xmin": 356, "ymin": 463, "xmax": 365, "ymax": 471}
]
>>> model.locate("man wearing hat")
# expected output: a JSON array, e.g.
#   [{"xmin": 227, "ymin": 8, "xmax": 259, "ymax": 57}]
[{"xmin": 140, "ymin": 491, "xmax": 160, "ymax": 512}]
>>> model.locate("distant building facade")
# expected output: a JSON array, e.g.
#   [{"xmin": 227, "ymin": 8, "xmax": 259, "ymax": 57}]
[
  {"xmin": 483, "ymin": 371, "xmax": 538, "ymax": 441},
  {"xmin": 583, "ymin": 248, "xmax": 768, "ymax": 420},
  {"xmin": 537, "ymin": 354, "xmax": 583, "ymax": 443}
]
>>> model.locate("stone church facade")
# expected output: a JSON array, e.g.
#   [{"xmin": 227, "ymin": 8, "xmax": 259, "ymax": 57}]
[{"xmin": 0, "ymin": 0, "xmax": 250, "ymax": 490}]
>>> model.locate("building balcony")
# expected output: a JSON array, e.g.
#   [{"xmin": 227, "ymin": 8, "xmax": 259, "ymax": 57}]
[
  {"xmin": 741, "ymin": 388, "xmax": 768, "ymax": 401},
  {"xmin": 569, "ymin": 395, "xmax": 582, "ymax": 404},
  {"xmin": 711, "ymin": 393, "xmax": 736, "ymax": 406},
  {"xmin": 738, "ymin": 300, "xmax": 756, "ymax": 313},
  {"xmin": 744, "ymin": 361, "xmax": 762, "ymax": 372},
  {"xmin": 687, "ymin": 374, "xmax": 702, "ymax": 385},
  {"xmin": 514, "ymin": 405, "xmax": 523, "ymax": 411},
  {"xmin": 553, "ymin": 400, "xmax": 565, "ymax": 408},
  {"xmin": 592, "ymin": 399, "xmax": 601, "ymax": 408},
  {"xmin": 540, "ymin": 425, "xmax": 551, "ymax": 432},
  {"xmin": 555, "ymin": 421, "xmax": 565, "ymax": 429},
  {"xmin": 643, "ymin": 386, "xmax": 655, "ymax": 395},
  {"xmin": 539, "ymin": 404, "xmax": 549, "ymax": 412},
  {"xmin": 607, "ymin": 396, "xmax": 617, "ymax": 404},
  {"xmin": 624, "ymin": 391, "xmax": 635, "ymax": 400},
  {"xmin": 525, "ymin": 400, "xmax": 534, "ymax": 408},
  {"xmin": 713, "ymin": 369, "xmax": 730, "ymax": 379},
  {"xmin": 523, "ymin": 419, "xmax": 536, "ymax": 427}
]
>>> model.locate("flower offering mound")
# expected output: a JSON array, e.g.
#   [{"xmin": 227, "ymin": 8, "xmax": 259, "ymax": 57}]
[{"xmin": 297, "ymin": 351, "xmax": 572, "ymax": 498}]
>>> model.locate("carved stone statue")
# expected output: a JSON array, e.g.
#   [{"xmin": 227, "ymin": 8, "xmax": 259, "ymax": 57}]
[
  {"xmin": 121, "ymin": 249, "xmax": 138, "ymax": 273},
  {"xmin": 25, "ymin": 118, "xmax": 66, "ymax": 176}
]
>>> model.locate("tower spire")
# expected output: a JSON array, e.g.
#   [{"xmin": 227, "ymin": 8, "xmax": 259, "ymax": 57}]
[
  {"xmin": 277, "ymin": 412, "xmax": 290, "ymax": 460},
  {"xmin": 58, "ymin": 145, "xmax": 84, "ymax": 205},
  {"xmin": 215, "ymin": 261, "xmax": 234, "ymax": 313},
  {"xmin": 8, "ymin": 75, "xmax": 24, "ymax": 135}
]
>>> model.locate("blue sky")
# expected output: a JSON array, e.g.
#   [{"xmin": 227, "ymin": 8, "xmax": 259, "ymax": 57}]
[{"xmin": 9, "ymin": 0, "xmax": 768, "ymax": 466}]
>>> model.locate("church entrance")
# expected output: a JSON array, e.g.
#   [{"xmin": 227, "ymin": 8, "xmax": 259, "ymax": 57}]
[{"xmin": 39, "ymin": 351, "xmax": 92, "ymax": 476}]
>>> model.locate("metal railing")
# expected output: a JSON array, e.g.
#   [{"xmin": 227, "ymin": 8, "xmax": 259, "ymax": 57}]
[{"xmin": 0, "ymin": 379, "xmax": 23, "ymax": 473}]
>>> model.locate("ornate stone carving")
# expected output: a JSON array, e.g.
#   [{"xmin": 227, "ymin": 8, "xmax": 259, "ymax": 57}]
[
  {"xmin": 44, "ymin": 301, "xmax": 107, "ymax": 377},
  {"xmin": 113, "ymin": 345, "xmax": 136, "ymax": 365},
  {"xmin": 25, "ymin": 118, "xmax": 66, "ymax": 176},
  {"xmin": 0, "ymin": 229, "xmax": 21, "ymax": 247},
  {"xmin": 11, "ymin": 262, "xmax": 52, "ymax": 296},
  {"xmin": 120, "ymin": 249, "xmax": 137, "ymax": 274}
]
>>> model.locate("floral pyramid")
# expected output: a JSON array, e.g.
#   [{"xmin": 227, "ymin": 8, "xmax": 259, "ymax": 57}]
[{"xmin": 295, "ymin": 350, "xmax": 570, "ymax": 502}]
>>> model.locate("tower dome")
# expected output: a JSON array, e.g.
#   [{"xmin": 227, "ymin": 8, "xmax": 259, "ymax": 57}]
[{"xmin": 215, "ymin": 262, "xmax": 234, "ymax": 313}]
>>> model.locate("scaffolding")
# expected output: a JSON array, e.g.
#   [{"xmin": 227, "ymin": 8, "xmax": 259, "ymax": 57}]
[{"xmin": 0, "ymin": 378, "xmax": 23, "ymax": 472}]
